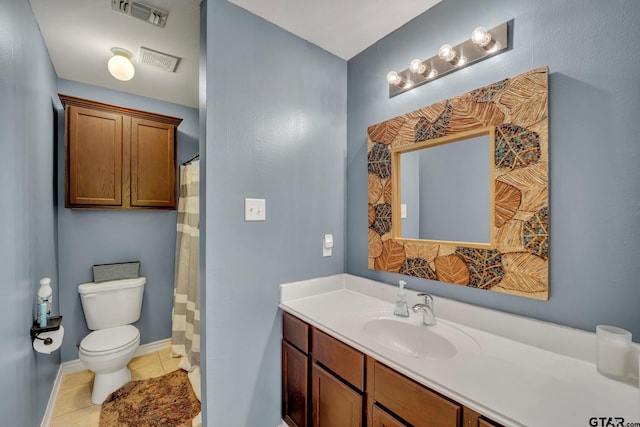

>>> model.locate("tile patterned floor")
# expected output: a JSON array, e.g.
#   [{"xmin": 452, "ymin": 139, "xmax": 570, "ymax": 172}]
[{"xmin": 49, "ymin": 346, "xmax": 182, "ymax": 427}]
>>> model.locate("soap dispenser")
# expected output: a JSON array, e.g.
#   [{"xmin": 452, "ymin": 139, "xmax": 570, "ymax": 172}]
[{"xmin": 394, "ymin": 280, "xmax": 410, "ymax": 317}]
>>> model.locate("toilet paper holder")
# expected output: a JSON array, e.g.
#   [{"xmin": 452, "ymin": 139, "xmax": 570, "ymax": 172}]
[{"xmin": 30, "ymin": 315, "xmax": 63, "ymax": 343}]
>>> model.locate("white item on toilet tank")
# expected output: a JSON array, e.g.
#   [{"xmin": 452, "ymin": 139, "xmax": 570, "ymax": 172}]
[{"xmin": 78, "ymin": 277, "xmax": 145, "ymax": 330}]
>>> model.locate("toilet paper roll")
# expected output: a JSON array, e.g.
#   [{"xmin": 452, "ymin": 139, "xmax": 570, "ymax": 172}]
[{"xmin": 33, "ymin": 325, "xmax": 64, "ymax": 354}]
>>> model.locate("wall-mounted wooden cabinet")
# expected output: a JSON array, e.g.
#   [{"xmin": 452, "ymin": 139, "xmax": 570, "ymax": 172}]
[{"xmin": 60, "ymin": 95, "xmax": 183, "ymax": 210}]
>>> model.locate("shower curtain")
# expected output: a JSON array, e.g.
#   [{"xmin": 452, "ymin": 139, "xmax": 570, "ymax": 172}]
[{"xmin": 171, "ymin": 160, "xmax": 201, "ymax": 394}]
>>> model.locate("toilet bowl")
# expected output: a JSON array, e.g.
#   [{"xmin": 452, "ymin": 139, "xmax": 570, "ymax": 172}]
[
  {"xmin": 79, "ymin": 325, "xmax": 140, "ymax": 404},
  {"xmin": 77, "ymin": 277, "xmax": 146, "ymax": 404}
]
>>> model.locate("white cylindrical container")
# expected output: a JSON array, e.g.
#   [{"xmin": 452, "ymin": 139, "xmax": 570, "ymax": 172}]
[
  {"xmin": 37, "ymin": 277, "xmax": 53, "ymax": 324},
  {"xmin": 596, "ymin": 325, "xmax": 632, "ymax": 380}
]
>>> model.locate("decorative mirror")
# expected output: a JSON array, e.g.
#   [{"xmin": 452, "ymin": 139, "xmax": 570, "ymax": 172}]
[{"xmin": 367, "ymin": 67, "xmax": 549, "ymax": 300}]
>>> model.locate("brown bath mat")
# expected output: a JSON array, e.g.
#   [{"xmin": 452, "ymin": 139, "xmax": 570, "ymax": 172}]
[{"xmin": 100, "ymin": 369, "xmax": 200, "ymax": 427}]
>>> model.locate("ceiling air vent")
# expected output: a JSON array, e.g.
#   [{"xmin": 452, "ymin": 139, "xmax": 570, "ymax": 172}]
[
  {"xmin": 139, "ymin": 47, "xmax": 180, "ymax": 72},
  {"xmin": 111, "ymin": 0, "xmax": 168, "ymax": 28}
]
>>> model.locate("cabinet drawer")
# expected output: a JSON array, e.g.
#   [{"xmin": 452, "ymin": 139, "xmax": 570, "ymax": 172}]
[
  {"xmin": 283, "ymin": 312, "xmax": 309, "ymax": 354},
  {"xmin": 374, "ymin": 362, "xmax": 460, "ymax": 427},
  {"xmin": 312, "ymin": 328, "xmax": 364, "ymax": 391},
  {"xmin": 462, "ymin": 406, "xmax": 503, "ymax": 427}
]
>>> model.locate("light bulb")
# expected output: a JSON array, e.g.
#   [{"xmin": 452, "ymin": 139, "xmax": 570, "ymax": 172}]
[
  {"xmin": 386, "ymin": 71, "xmax": 404, "ymax": 86},
  {"xmin": 108, "ymin": 48, "xmax": 135, "ymax": 81},
  {"xmin": 471, "ymin": 26, "xmax": 499, "ymax": 51},
  {"xmin": 438, "ymin": 44, "xmax": 458, "ymax": 63},
  {"xmin": 409, "ymin": 59, "xmax": 426, "ymax": 75},
  {"xmin": 471, "ymin": 27, "xmax": 491, "ymax": 47}
]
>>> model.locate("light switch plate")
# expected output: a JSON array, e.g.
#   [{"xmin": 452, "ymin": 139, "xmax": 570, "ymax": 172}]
[
  {"xmin": 245, "ymin": 198, "xmax": 266, "ymax": 221},
  {"xmin": 401, "ymin": 204, "xmax": 407, "ymax": 219}
]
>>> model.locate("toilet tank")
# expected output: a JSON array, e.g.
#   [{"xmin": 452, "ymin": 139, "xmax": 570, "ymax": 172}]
[{"xmin": 78, "ymin": 277, "xmax": 146, "ymax": 330}]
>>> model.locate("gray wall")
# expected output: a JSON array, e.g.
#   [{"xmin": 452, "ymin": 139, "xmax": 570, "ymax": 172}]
[
  {"xmin": 347, "ymin": 0, "xmax": 640, "ymax": 337},
  {"xmin": 204, "ymin": 1, "xmax": 346, "ymax": 425},
  {"xmin": 0, "ymin": 0, "xmax": 60, "ymax": 424},
  {"xmin": 56, "ymin": 80, "xmax": 199, "ymax": 362}
]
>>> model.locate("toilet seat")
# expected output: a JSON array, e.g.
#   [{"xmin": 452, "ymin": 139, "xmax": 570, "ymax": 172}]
[{"xmin": 80, "ymin": 325, "xmax": 140, "ymax": 356}]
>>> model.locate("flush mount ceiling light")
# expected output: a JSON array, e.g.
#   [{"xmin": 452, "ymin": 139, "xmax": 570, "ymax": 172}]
[
  {"xmin": 386, "ymin": 21, "xmax": 510, "ymax": 98},
  {"xmin": 108, "ymin": 48, "xmax": 135, "ymax": 81}
]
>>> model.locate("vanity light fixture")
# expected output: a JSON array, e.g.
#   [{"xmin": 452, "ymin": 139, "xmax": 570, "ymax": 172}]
[
  {"xmin": 107, "ymin": 47, "xmax": 135, "ymax": 81},
  {"xmin": 387, "ymin": 21, "xmax": 510, "ymax": 98}
]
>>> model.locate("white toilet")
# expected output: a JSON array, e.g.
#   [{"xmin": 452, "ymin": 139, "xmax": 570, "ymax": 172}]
[{"xmin": 78, "ymin": 277, "xmax": 146, "ymax": 404}]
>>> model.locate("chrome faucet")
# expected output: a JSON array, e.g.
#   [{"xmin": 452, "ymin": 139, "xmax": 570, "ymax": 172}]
[{"xmin": 412, "ymin": 293, "xmax": 436, "ymax": 326}]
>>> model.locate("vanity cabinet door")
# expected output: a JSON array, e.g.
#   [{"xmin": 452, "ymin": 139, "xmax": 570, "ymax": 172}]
[
  {"xmin": 282, "ymin": 340, "xmax": 308, "ymax": 427},
  {"xmin": 372, "ymin": 404, "xmax": 408, "ymax": 427},
  {"xmin": 311, "ymin": 363, "xmax": 362, "ymax": 427}
]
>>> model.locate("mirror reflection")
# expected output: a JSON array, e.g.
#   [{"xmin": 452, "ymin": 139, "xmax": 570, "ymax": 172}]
[{"xmin": 398, "ymin": 132, "xmax": 491, "ymax": 244}]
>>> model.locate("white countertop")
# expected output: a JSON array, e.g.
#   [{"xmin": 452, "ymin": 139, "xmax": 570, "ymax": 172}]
[{"xmin": 279, "ymin": 274, "xmax": 640, "ymax": 427}]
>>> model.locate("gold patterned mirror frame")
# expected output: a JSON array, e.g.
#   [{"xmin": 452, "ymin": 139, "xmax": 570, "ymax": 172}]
[{"xmin": 367, "ymin": 66, "xmax": 549, "ymax": 300}]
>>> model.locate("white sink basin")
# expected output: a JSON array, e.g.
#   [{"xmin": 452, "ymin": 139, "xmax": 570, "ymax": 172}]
[{"xmin": 360, "ymin": 313, "xmax": 480, "ymax": 360}]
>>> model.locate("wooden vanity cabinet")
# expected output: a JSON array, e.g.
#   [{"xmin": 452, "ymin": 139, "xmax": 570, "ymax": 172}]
[
  {"xmin": 60, "ymin": 95, "xmax": 182, "ymax": 210},
  {"xmin": 282, "ymin": 311, "xmax": 503, "ymax": 427}
]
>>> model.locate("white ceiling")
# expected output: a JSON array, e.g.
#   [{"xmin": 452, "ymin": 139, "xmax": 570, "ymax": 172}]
[
  {"xmin": 29, "ymin": 0, "xmax": 440, "ymax": 108},
  {"xmin": 228, "ymin": 0, "xmax": 441, "ymax": 60},
  {"xmin": 29, "ymin": 0, "xmax": 201, "ymax": 108}
]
